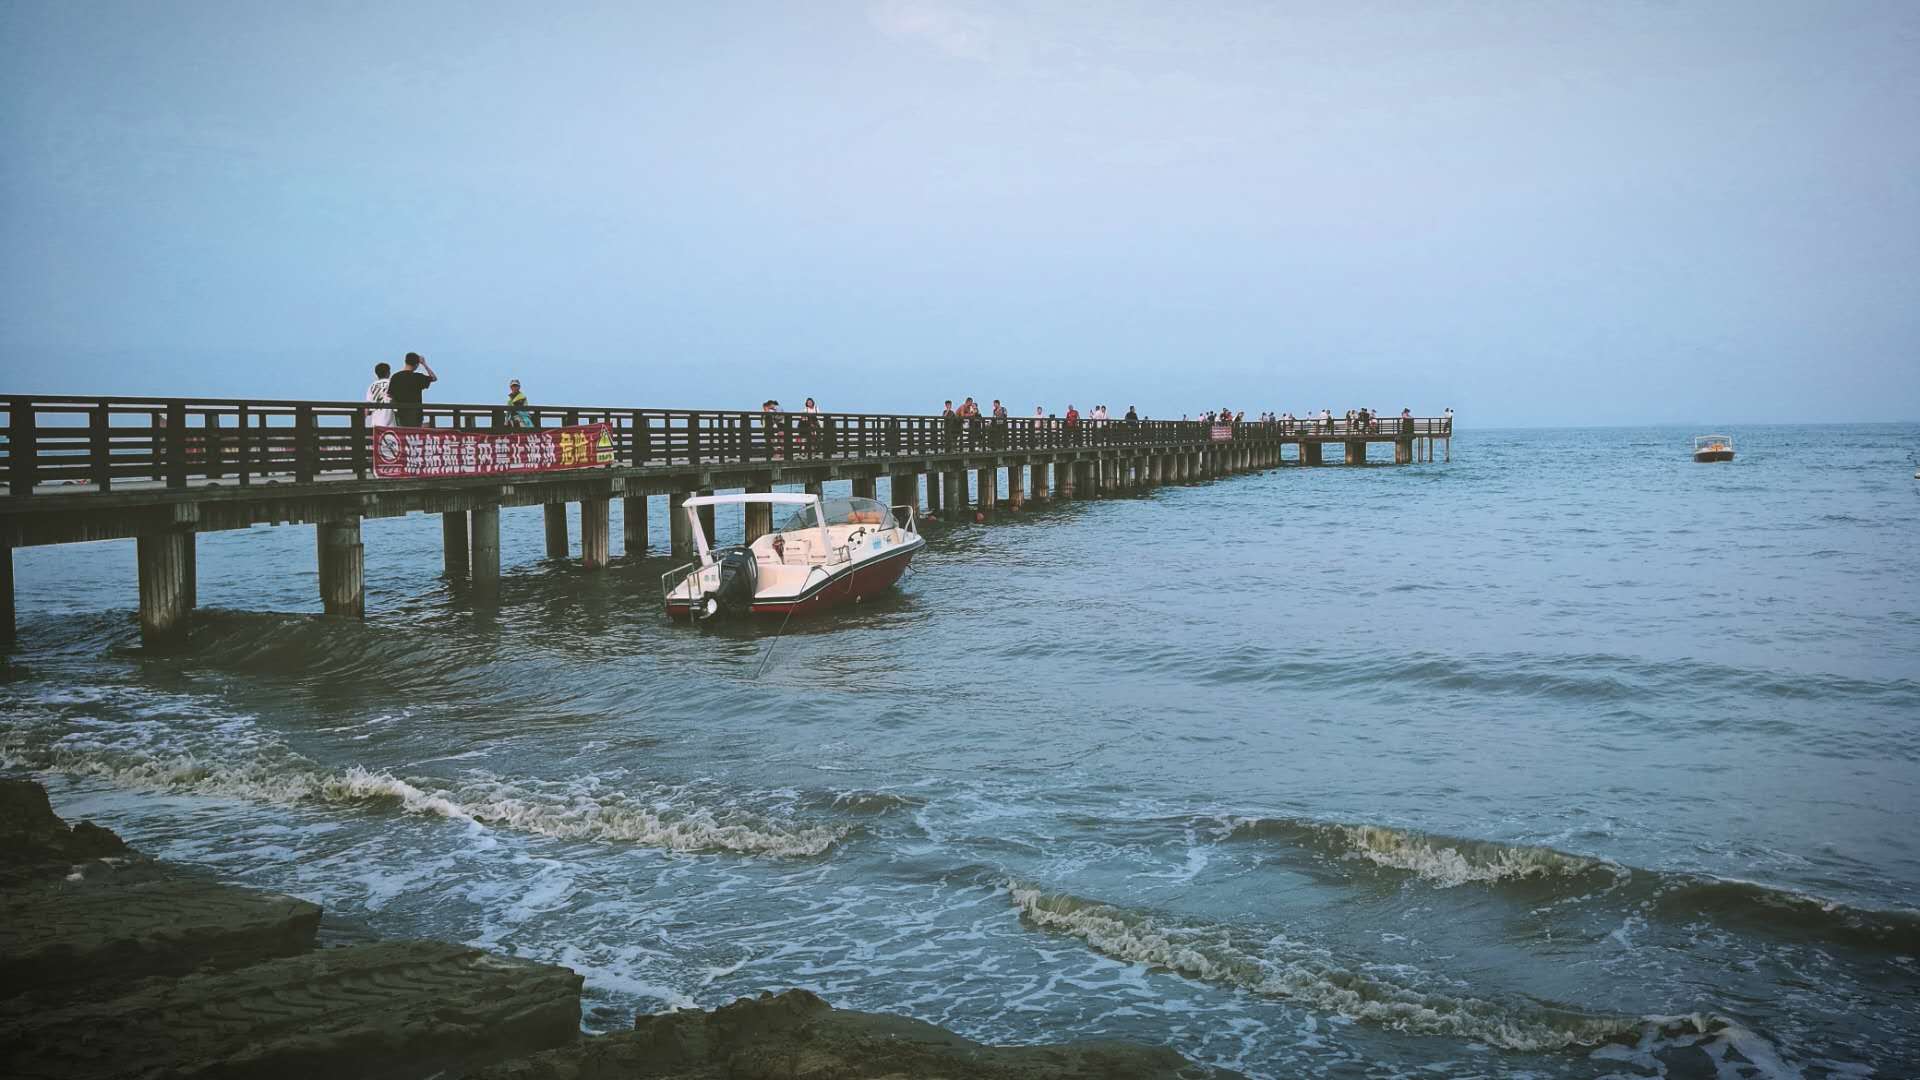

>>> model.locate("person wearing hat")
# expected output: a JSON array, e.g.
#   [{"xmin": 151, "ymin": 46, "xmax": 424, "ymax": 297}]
[{"xmin": 506, "ymin": 379, "xmax": 532, "ymax": 428}]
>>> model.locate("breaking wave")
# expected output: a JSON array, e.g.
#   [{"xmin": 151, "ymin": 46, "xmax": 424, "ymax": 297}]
[
  {"xmin": 2, "ymin": 740, "xmax": 845, "ymax": 858},
  {"xmin": 1226, "ymin": 816, "xmax": 1623, "ymax": 888},
  {"xmin": 1226, "ymin": 815, "xmax": 1920, "ymax": 952},
  {"xmin": 1008, "ymin": 881, "xmax": 1640, "ymax": 1052}
]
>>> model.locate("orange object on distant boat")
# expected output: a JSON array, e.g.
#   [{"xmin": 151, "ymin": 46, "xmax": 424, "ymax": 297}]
[{"xmin": 1693, "ymin": 434, "xmax": 1735, "ymax": 463}]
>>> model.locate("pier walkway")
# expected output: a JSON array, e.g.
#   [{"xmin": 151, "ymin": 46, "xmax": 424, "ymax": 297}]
[{"xmin": 2, "ymin": 395, "xmax": 1451, "ymax": 645}]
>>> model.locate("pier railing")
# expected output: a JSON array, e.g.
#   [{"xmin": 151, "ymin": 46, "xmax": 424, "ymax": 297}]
[{"xmin": 1, "ymin": 396, "xmax": 1452, "ymax": 495}]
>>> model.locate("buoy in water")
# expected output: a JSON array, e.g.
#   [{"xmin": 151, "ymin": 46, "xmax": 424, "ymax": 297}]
[{"xmin": 974, "ymin": 511, "xmax": 986, "ymax": 523}]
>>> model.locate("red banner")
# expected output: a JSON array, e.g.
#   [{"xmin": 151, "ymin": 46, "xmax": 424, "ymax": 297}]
[
  {"xmin": 1210, "ymin": 424, "xmax": 1234, "ymax": 441},
  {"xmin": 372, "ymin": 424, "xmax": 614, "ymax": 479}
]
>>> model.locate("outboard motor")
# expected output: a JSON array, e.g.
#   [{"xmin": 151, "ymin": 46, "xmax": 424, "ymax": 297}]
[{"xmin": 698, "ymin": 546, "xmax": 758, "ymax": 621}]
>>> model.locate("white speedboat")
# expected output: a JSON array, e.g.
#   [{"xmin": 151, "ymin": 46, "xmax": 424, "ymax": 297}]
[
  {"xmin": 1693, "ymin": 434, "xmax": 1735, "ymax": 463},
  {"xmin": 662, "ymin": 492, "xmax": 924, "ymax": 620}
]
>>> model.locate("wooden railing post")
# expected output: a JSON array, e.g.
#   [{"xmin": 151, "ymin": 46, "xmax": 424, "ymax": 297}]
[
  {"xmin": 236, "ymin": 405, "xmax": 252, "ymax": 486},
  {"xmin": 8, "ymin": 398, "xmax": 37, "ymax": 497},
  {"xmin": 294, "ymin": 405, "xmax": 315, "ymax": 484},
  {"xmin": 166, "ymin": 401, "xmax": 188, "ymax": 489},
  {"xmin": 89, "ymin": 404, "xmax": 111, "ymax": 491},
  {"xmin": 351, "ymin": 410, "xmax": 369, "ymax": 478}
]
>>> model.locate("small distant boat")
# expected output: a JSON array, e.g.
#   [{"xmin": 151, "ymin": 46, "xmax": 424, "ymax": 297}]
[
  {"xmin": 1692, "ymin": 434, "xmax": 1735, "ymax": 463},
  {"xmin": 662, "ymin": 492, "xmax": 924, "ymax": 621}
]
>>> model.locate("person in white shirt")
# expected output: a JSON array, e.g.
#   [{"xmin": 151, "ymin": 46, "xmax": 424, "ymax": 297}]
[{"xmin": 364, "ymin": 362, "xmax": 393, "ymax": 428}]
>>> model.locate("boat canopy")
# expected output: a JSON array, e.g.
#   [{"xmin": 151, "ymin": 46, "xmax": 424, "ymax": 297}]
[
  {"xmin": 1693, "ymin": 434, "xmax": 1733, "ymax": 449},
  {"xmin": 682, "ymin": 492, "xmax": 820, "ymax": 508},
  {"xmin": 779, "ymin": 496, "xmax": 894, "ymax": 534}
]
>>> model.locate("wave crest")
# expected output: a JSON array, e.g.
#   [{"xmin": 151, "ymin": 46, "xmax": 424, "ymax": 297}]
[
  {"xmin": 1008, "ymin": 882, "xmax": 1637, "ymax": 1052},
  {"xmin": 4, "ymin": 742, "xmax": 844, "ymax": 858}
]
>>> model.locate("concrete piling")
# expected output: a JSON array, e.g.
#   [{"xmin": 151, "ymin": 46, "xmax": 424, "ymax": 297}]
[
  {"xmin": 1007, "ymin": 464, "xmax": 1024, "ymax": 509},
  {"xmin": 580, "ymin": 498, "xmax": 610, "ymax": 571},
  {"xmin": 470, "ymin": 506, "xmax": 500, "ymax": 590},
  {"xmin": 2, "ymin": 540, "xmax": 12, "ymax": 649},
  {"xmin": 137, "ymin": 531, "xmax": 195, "ymax": 645},
  {"xmin": 669, "ymin": 492, "xmax": 693, "ymax": 560},
  {"xmin": 315, "ymin": 518, "xmax": 364, "ymax": 618},
  {"xmin": 543, "ymin": 503, "xmax": 568, "ymax": 558},
  {"xmin": 1345, "ymin": 441, "xmax": 1366, "ymax": 466},
  {"xmin": 622, "ymin": 495, "xmax": 647, "ymax": 557},
  {"xmin": 1030, "ymin": 461, "xmax": 1050, "ymax": 501},
  {"xmin": 851, "ymin": 477, "xmax": 877, "ymax": 501},
  {"xmin": 975, "ymin": 467, "xmax": 997, "ymax": 511},
  {"xmin": 890, "ymin": 470, "xmax": 920, "ymax": 517},
  {"xmin": 442, "ymin": 512, "xmax": 469, "ymax": 577},
  {"xmin": 744, "ymin": 484, "xmax": 773, "ymax": 544}
]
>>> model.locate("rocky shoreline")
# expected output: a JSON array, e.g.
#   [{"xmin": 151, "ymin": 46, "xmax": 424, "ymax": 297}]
[{"xmin": 1, "ymin": 780, "xmax": 1238, "ymax": 1079}]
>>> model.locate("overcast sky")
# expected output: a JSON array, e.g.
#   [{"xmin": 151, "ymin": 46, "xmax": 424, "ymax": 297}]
[{"xmin": 2, "ymin": 1, "xmax": 1915, "ymax": 425}]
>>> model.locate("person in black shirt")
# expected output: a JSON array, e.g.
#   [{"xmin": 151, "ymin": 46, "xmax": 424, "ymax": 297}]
[{"xmin": 386, "ymin": 352, "xmax": 437, "ymax": 427}]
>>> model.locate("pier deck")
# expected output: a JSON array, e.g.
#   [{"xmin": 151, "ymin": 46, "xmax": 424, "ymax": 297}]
[{"xmin": 2, "ymin": 395, "xmax": 1451, "ymax": 644}]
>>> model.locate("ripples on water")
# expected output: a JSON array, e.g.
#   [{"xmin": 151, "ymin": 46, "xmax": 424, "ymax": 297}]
[{"xmin": 5, "ymin": 424, "xmax": 1918, "ymax": 1077}]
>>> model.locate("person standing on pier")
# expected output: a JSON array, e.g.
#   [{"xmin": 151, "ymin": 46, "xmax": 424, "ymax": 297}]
[
  {"xmin": 505, "ymin": 380, "xmax": 532, "ymax": 428},
  {"xmin": 387, "ymin": 353, "xmax": 436, "ymax": 428},
  {"xmin": 364, "ymin": 363, "xmax": 393, "ymax": 429}
]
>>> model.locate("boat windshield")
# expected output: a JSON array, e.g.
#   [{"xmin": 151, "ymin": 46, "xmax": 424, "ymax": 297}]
[
  {"xmin": 778, "ymin": 496, "xmax": 895, "ymax": 534},
  {"xmin": 1694, "ymin": 435, "xmax": 1732, "ymax": 450}
]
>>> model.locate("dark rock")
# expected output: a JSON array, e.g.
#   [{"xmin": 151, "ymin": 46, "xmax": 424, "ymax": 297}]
[
  {"xmin": 0, "ymin": 863, "xmax": 322, "ymax": 1001},
  {"xmin": 0, "ymin": 779, "xmax": 128, "ymax": 879},
  {"xmin": 3, "ymin": 940, "xmax": 584, "ymax": 1080},
  {"xmin": 471, "ymin": 987, "xmax": 1240, "ymax": 1080}
]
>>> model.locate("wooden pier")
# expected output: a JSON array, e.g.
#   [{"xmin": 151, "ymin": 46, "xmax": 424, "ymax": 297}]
[{"xmin": 0, "ymin": 396, "xmax": 1451, "ymax": 646}]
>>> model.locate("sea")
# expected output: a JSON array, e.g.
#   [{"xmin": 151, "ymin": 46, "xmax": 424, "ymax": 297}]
[{"xmin": 4, "ymin": 424, "xmax": 1918, "ymax": 1079}]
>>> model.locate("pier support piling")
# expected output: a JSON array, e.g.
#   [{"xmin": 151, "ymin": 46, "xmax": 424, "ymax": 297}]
[
  {"xmin": 1058, "ymin": 462, "xmax": 1076, "ymax": 499},
  {"xmin": 1303, "ymin": 442, "xmax": 1324, "ymax": 466},
  {"xmin": 890, "ymin": 470, "xmax": 920, "ymax": 517},
  {"xmin": 470, "ymin": 507, "xmax": 500, "ymax": 591},
  {"xmin": 1345, "ymin": 441, "xmax": 1366, "ymax": 466},
  {"xmin": 697, "ymin": 491, "xmax": 716, "ymax": 543},
  {"xmin": 1007, "ymin": 464, "xmax": 1024, "ymax": 509},
  {"xmin": 1395, "ymin": 439, "xmax": 1413, "ymax": 465},
  {"xmin": 581, "ymin": 498, "xmax": 610, "ymax": 570},
  {"xmin": 976, "ymin": 467, "xmax": 997, "ymax": 511},
  {"xmin": 543, "ymin": 503, "xmax": 569, "ymax": 559},
  {"xmin": 945, "ymin": 470, "xmax": 966, "ymax": 512},
  {"xmin": 669, "ymin": 492, "xmax": 693, "ymax": 560},
  {"xmin": 442, "ymin": 512, "xmax": 469, "ymax": 577},
  {"xmin": 315, "ymin": 518, "xmax": 364, "ymax": 618},
  {"xmin": 1, "ymin": 540, "xmax": 12, "ymax": 649},
  {"xmin": 1030, "ymin": 461, "xmax": 1050, "ymax": 501},
  {"xmin": 623, "ymin": 496, "xmax": 647, "ymax": 557},
  {"xmin": 744, "ymin": 484, "xmax": 773, "ymax": 544},
  {"xmin": 851, "ymin": 476, "xmax": 877, "ymax": 501},
  {"xmin": 136, "ymin": 531, "xmax": 195, "ymax": 645}
]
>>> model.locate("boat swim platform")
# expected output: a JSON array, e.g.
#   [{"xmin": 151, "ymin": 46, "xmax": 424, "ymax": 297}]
[{"xmin": 1, "ymin": 395, "xmax": 1452, "ymax": 645}]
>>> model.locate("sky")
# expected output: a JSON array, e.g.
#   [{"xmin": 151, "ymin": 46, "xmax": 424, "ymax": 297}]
[{"xmin": 2, "ymin": 0, "xmax": 1916, "ymax": 426}]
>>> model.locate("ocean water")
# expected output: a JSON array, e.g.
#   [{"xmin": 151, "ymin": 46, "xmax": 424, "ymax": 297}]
[{"xmin": 4, "ymin": 424, "xmax": 1918, "ymax": 1078}]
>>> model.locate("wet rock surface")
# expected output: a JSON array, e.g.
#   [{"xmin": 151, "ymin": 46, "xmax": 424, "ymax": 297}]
[
  {"xmin": 471, "ymin": 988, "xmax": 1242, "ymax": 1080},
  {"xmin": 2, "ymin": 782, "xmax": 1232, "ymax": 1080}
]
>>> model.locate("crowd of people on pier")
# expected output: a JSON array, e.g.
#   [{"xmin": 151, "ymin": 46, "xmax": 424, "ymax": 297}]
[{"xmin": 358, "ymin": 353, "xmax": 1453, "ymax": 445}]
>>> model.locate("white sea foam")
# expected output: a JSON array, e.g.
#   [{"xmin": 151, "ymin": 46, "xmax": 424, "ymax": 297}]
[
  {"xmin": 4, "ymin": 739, "xmax": 844, "ymax": 858},
  {"xmin": 1008, "ymin": 882, "xmax": 1638, "ymax": 1053},
  {"xmin": 1333, "ymin": 824, "xmax": 1620, "ymax": 887}
]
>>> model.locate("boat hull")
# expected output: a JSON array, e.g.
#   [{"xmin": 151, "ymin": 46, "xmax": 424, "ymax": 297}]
[
  {"xmin": 665, "ymin": 539, "xmax": 921, "ymax": 620},
  {"xmin": 1693, "ymin": 450, "xmax": 1735, "ymax": 463}
]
